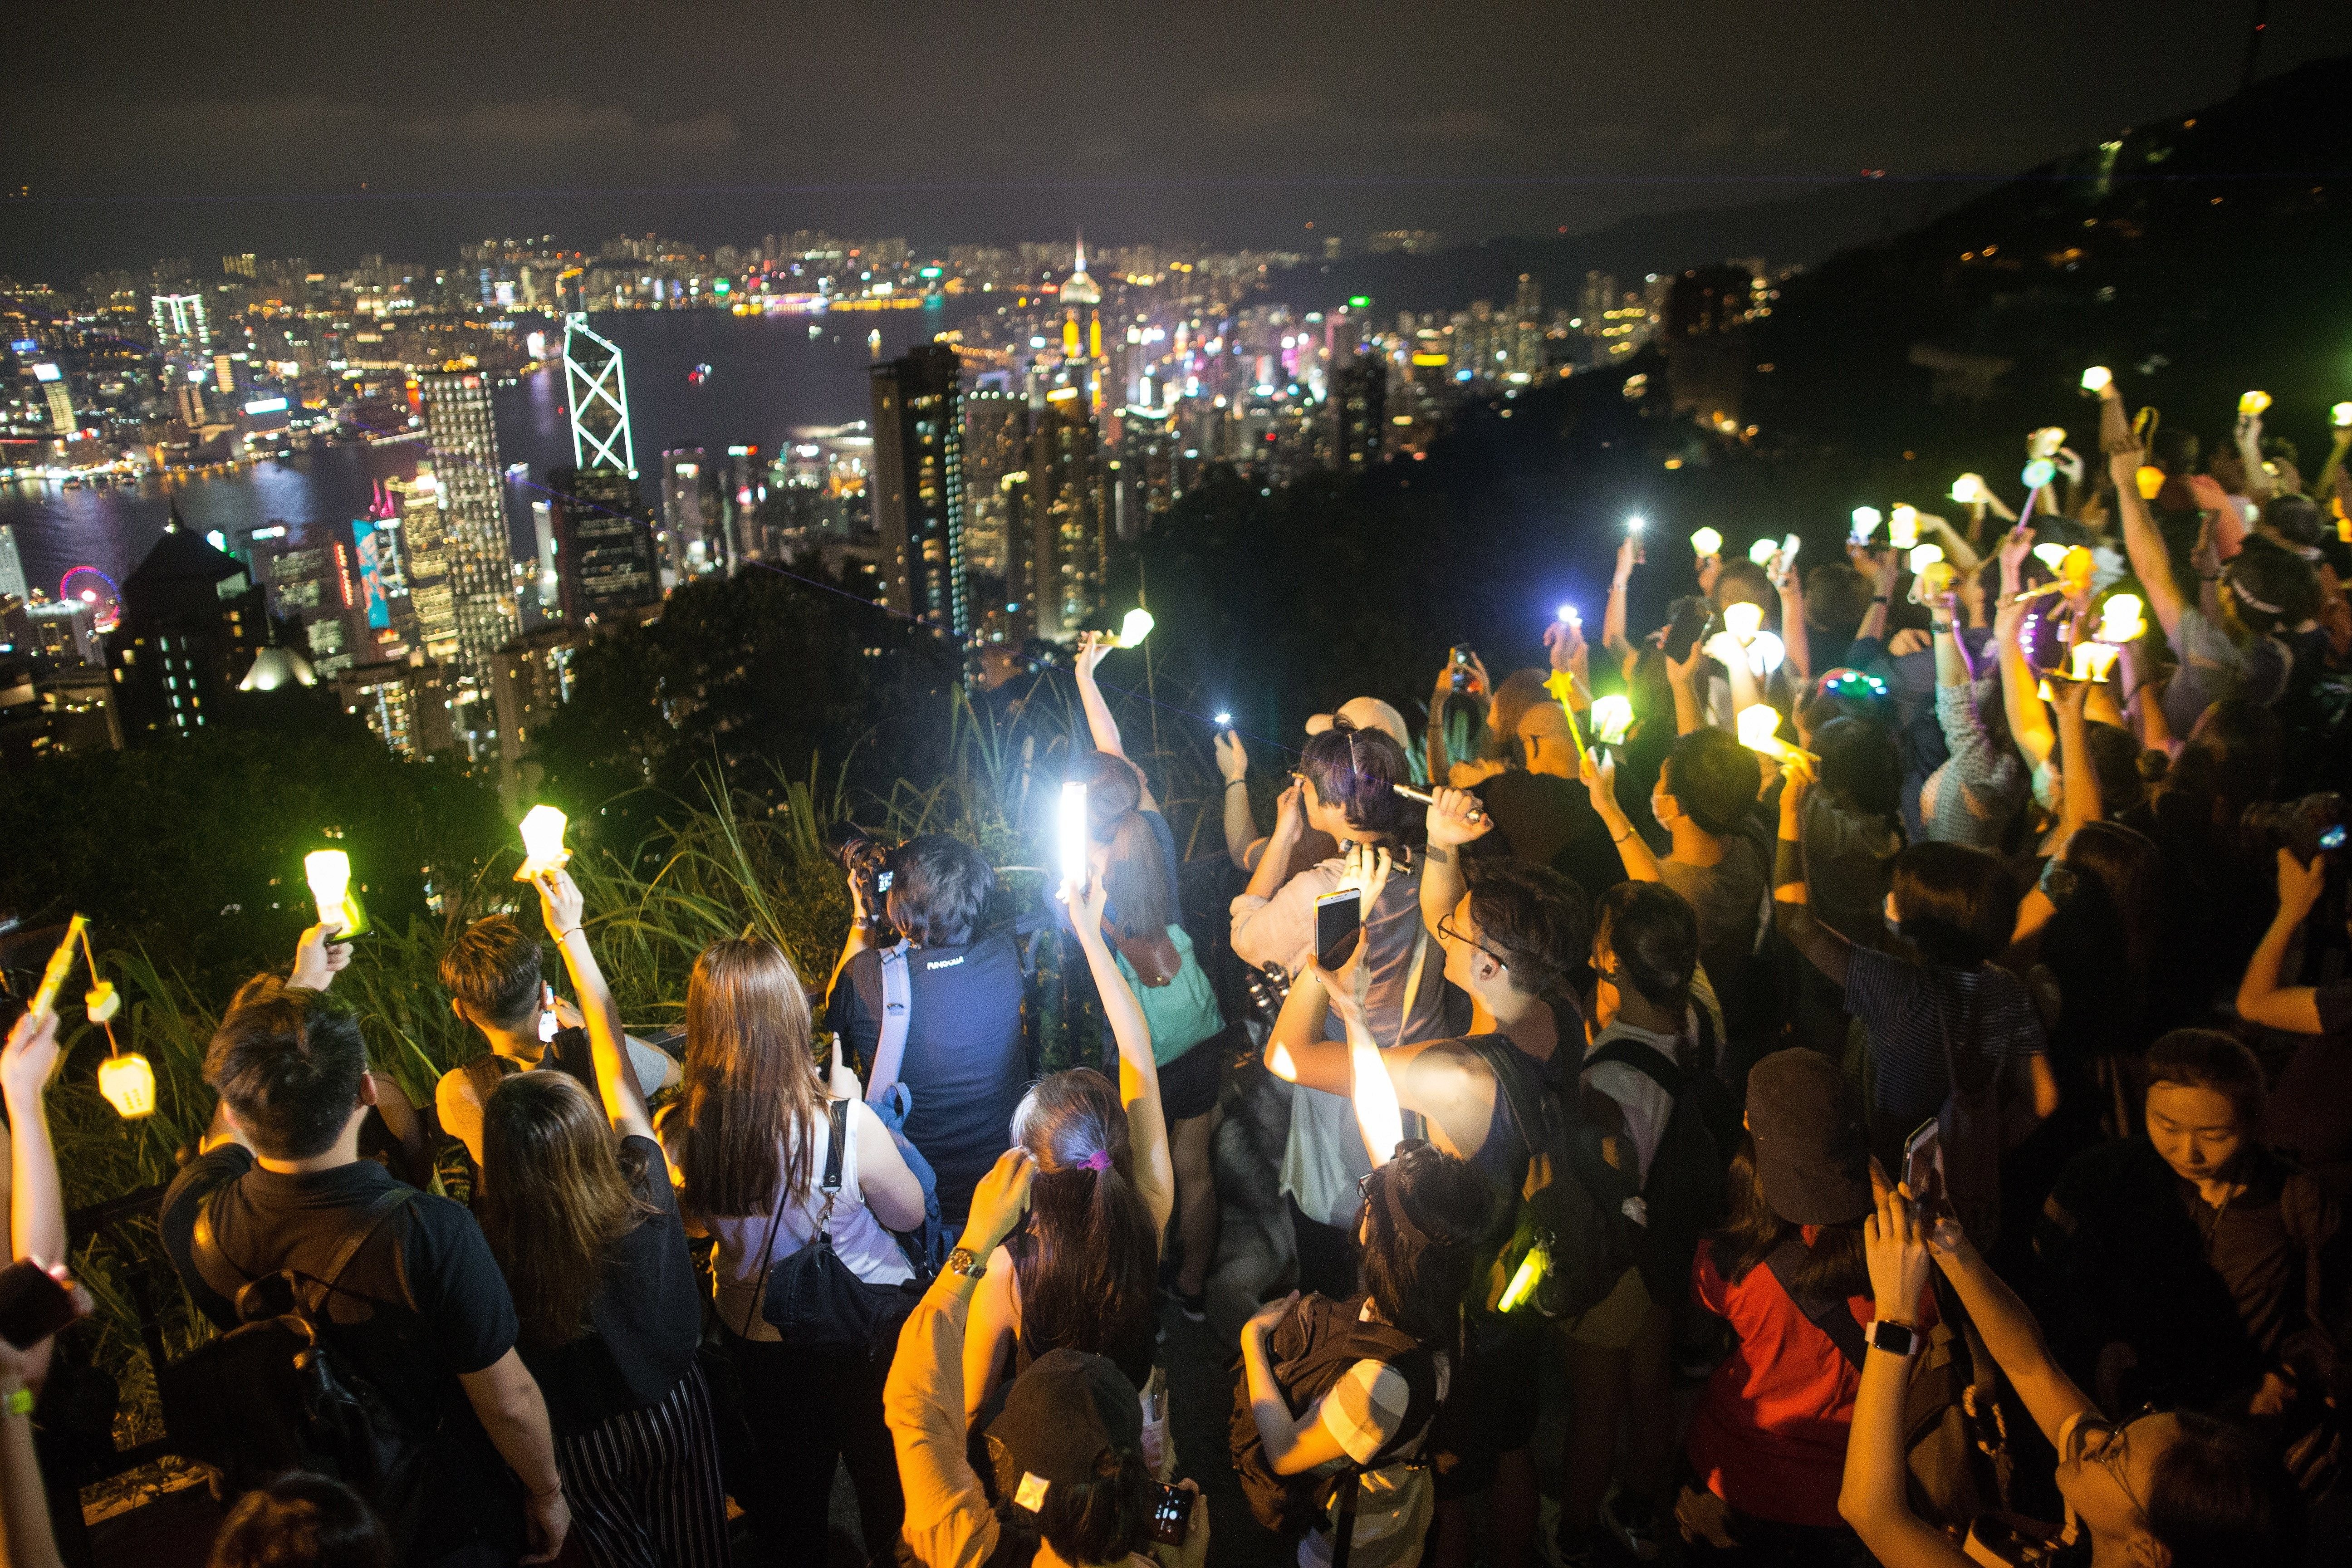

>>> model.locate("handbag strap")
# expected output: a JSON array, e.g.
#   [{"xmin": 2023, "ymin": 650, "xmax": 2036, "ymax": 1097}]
[
  {"xmin": 738, "ymin": 1137, "xmax": 792, "ymax": 1340},
  {"xmin": 814, "ymin": 1098, "xmax": 850, "ymax": 1236},
  {"xmin": 1763, "ymin": 1233, "xmax": 1868, "ymax": 1370}
]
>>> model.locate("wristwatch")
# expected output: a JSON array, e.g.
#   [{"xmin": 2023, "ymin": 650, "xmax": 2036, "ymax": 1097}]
[
  {"xmin": 1864, "ymin": 1319, "xmax": 1921, "ymax": 1358},
  {"xmin": 945, "ymin": 1246, "xmax": 986, "ymax": 1280}
]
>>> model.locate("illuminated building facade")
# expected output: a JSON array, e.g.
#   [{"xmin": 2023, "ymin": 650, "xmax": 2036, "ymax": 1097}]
[
  {"xmin": 547, "ymin": 465, "xmax": 659, "ymax": 622},
  {"xmin": 1331, "ymin": 354, "xmax": 1387, "ymax": 470},
  {"xmin": 1028, "ymin": 388, "xmax": 1106, "ymax": 642},
  {"xmin": 106, "ymin": 511, "xmax": 269, "ymax": 744},
  {"xmin": 149, "ymin": 293, "xmax": 211, "ymax": 361},
  {"xmin": 416, "ymin": 371, "xmax": 520, "ymax": 696},
  {"xmin": 869, "ymin": 344, "xmax": 968, "ymax": 637}
]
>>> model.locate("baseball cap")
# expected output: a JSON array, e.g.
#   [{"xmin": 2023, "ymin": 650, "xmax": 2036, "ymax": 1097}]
[
  {"xmin": 1745, "ymin": 1049, "xmax": 1871, "ymax": 1226},
  {"xmin": 983, "ymin": 1348, "xmax": 1142, "ymax": 1512}
]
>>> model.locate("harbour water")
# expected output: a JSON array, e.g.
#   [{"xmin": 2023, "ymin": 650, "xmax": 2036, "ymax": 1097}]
[{"xmin": 0, "ymin": 308, "xmax": 945, "ymax": 599}]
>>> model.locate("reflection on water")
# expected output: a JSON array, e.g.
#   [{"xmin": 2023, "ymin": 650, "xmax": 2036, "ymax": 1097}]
[{"xmin": 0, "ymin": 309, "xmax": 943, "ymax": 598}]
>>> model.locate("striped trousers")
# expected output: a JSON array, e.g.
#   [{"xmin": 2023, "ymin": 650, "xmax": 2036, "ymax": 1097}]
[{"xmin": 555, "ymin": 1358, "xmax": 731, "ymax": 1568}]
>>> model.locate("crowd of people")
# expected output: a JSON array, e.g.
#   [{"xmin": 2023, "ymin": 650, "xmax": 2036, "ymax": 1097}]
[{"xmin": 0, "ymin": 377, "xmax": 2349, "ymax": 1568}]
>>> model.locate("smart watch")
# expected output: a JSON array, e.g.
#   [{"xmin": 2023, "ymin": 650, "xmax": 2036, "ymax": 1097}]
[{"xmin": 1864, "ymin": 1319, "xmax": 1920, "ymax": 1357}]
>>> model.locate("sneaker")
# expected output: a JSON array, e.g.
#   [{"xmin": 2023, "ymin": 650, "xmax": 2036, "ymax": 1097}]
[
  {"xmin": 1598, "ymin": 1484, "xmax": 1661, "ymax": 1563},
  {"xmin": 1176, "ymin": 1289, "xmax": 1208, "ymax": 1323}
]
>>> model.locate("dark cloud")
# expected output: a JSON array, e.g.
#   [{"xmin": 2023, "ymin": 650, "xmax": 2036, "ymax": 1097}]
[{"xmin": 2, "ymin": 0, "xmax": 2347, "ymax": 275}]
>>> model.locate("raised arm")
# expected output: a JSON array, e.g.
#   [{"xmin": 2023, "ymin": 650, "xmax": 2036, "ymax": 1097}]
[
  {"xmin": 2047, "ymin": 676, "xmax": 2101, "ymax": 855},
  {"xmin": 0, "ymin": 1012, "xmax": 64, "ymax": 1276},
  {"xmin": 2236, "ymin": 411, "xmax": 2277, "ymax": 505},
  {"xmin": 1581, "ymin": 749, "xmax": 1662, "ymax": 883},
  {"xmin": 1602, "ymin": 532, "xmax": 1641, "ymax": 661},
  {"xmin": 1774, "ymin": 549, "xmax": 1813, "ymax": 685},
  {"xmin": 1839, "ymin": 1191, "xmax": 1974, "ymax": 1568},
  {"xmin": 1772, "ymin": 755, "xmax": 1851, "ymax": 987},
  {"xmin": 534, "ymin": 870, "xmax": 651, "ymax": 1142},
  {"xmin": 1666, "ymin": 642, "xmax": 1705, "ymax": 737},
  {"xmin": 1418, "ymin": 787, "xmax": 1488, "ymax": 944},
  {"xmin": 2315, "ymin": 422, "xmax": 2352, "ymax": 508},
  {"xmin": 2238, "ymin": 850, "xmax": 2329, "ymax": 1033},
  {"xmin": 1992, "ymin": 532, "xmax": 2056, "ymax": 774},
  {"xmin": 1074, "ymin": 632, "xmax": 1157, "ymax": 810},
  {"xmin": 1215, "ymin": 730, "xmax": 1260, "ymax": 872},
  {"xmin": 1853, "ymin": 548, "xmax": 1901, "ymax": 647},
  {"xmin": 1063, "ymin": 872, "xmax": 1174, "ymax": 1239},
  {"xmin": 2104, "ymin": 393, "xmax": 2187, "ymax": 637}
]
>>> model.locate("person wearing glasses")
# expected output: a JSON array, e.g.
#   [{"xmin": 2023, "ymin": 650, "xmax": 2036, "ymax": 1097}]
[{"xmin": 1845, "ymin": 1181, "xmax": 2301, "ymax": 1568}]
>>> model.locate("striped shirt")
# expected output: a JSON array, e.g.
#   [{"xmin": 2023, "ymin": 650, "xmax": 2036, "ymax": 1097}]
[{"xmin": 1843, "ymin": 947, "xmax": 2044, "ymax": 1125}]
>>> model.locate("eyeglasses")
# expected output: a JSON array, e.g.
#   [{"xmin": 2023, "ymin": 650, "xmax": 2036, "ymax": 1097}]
[
  {"xmin": 1436, "ymin": 911, "xmax": 1509, "ymax": 970},
  {"xmin": 2073, "ymin": 1406, "xmax": 2160, "ymax": 1521}
]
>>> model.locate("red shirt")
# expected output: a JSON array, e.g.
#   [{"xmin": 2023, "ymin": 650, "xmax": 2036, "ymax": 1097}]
[{"xmin": 1685, "ymin": 1235, "xmax": 1882, "ymax": 1528}]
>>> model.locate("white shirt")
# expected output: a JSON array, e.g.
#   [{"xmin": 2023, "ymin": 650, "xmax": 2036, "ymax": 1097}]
[{"xmin": 1582, "ymin": 1022, "xmax": 1685, "ymax": 1187}]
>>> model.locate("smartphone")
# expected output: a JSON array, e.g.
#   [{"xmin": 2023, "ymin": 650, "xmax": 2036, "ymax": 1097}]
[
  {"xmin": 1663, "ymin": 599, "xmax": 1712, "ymax": 662},
  {"xmin": 2320, "ymin": 824, "xmax": 2346, "ymax": 854},
  {"xmin": 1147, "ymin": 1482, "xmax": 1191, "ymax": 1547},
  {"xmin": 0, "ymin": 1260, "xmax": 76, "ymax": 1351},
  {"xmin": 1902, "ymin": 1117, "xmax": 1945, "ymax": 1218},
  {"xmin": 1449, "ymin": 644, "xmax": 1474, "ymax": 694},
  {"xmin": 1314, "ymin": 888, "xmax": 1364, "ymax": 972}
]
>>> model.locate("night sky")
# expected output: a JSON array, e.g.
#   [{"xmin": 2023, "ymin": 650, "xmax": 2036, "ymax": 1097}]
[{"xmin": 6, "ymin": 0, "xmax": 2350, "ymax": 278}]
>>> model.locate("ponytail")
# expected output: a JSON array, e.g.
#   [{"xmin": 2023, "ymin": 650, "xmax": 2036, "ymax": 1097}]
[{"xmin": 1009, "ymin": 1069, "xmax": 1159, "ymax": 1369}]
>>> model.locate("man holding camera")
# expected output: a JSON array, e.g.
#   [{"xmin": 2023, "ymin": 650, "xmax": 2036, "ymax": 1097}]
[{"xmin": 825, "ymin": 833, "xmax": 1027, "ymax": 1229}]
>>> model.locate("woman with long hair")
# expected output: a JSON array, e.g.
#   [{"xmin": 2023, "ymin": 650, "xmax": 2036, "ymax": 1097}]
[
  {"xmin": 1679, "ymin": 1051, "xmax": 1877, "ymax": 1566},
  {"xmin": 964, "ymin": 871, "xmax": 1176, "ymax": 1451},
  {"xmin": 1239, "ymin": 1140, "xmax": 1496, "ymax": 1568},
  {"xmin": 659, "ymin": 935, "xmax": 927, "ymax": 1566},
  {"xmin": 477, "ymin": 871, "xmax": 725, "ymax": 1568}
]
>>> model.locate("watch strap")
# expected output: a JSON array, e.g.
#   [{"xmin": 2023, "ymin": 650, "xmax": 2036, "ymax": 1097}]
[
  {"xmin": 1865, "ymin": 1318, "xmax": 1921, "ymax": 1357},
  {"xmin": 946, "ymin": 1246, "xmax": 985, "ymax": 1279}
]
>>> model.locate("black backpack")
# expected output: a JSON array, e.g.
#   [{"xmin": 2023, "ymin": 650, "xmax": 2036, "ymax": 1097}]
[
  {"xmin": 1465, "ymin": 1037, "xmax": 1637, "ymax": 1323},
  {"xmin": 1228, "ymin": 1293, "xmax": 1440, "ymax": 1567},
  {"xmin": 159, "ymin": 1187, "xmax": 439, "ymax": 1553},
  {"xmin": 1584, "ymin": 1036, "xmax": 1727, "ymax": 1304}
]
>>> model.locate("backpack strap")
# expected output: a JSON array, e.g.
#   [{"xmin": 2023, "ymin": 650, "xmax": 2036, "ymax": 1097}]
[
  {"xmin": 1762, "ymin": 1233, "xmax": 1867, "ymax": 1370},
  {"xmin": 1585, "ymin": 1036, "xmax": 1688, "ymax": 1099},
  {"xmin": 192, "ymin": 1183, "xmax": 416, "ymax": 1323},
  {"xmin": 867, "ymin": 941, "xmax": 913, "ymax": 1104}
]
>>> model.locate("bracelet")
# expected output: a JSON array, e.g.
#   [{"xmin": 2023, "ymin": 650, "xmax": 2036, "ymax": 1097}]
[
  {"xmin": 553, "ymin": 926, "xmax": 583, "ymax": 942},
  {"xmin": 529, "ymin": 1475, "xmax": 564, "ymax": 1500},
  {"xmin": 1870, "ymin": 594, "xmax": 1891, "ymax": 604},
  {"xmin": 1, "ymin": 1387, "xmax": 30, "ymax": 1418},
  {"xmin": 1612, "ymin": 828, "xmax": 1634, "ymax": 844},
  {"xmin": 1932, "ymin": 622, "xmax": 1955, "ymax": 634},
  {"xmin": 1225, "ymin": 779, "xmax": 1247, "ymax": 790}
]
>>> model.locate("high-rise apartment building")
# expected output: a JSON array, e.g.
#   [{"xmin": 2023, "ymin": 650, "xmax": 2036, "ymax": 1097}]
[
  {"xmin": 562, "ymin": 314, "xmax": 634, "ymax": 475},
  {"xmin": 106, "ymin": 511, "xmax": 270, "ymax": 744},
  {"xmin": 416, "ymin": 372, "xmax": 520, "ymax": 693},
  {"xmin": 1332, "ymin": 354, "xmax": 1387, "ymax": 470},
  {"xmin": 1029, "ymin": 388, "xmax": 1106, "ymax": 642},
  {"xmin": 546, "ymin": 466, "xmax": 659, "ymax": 622},
  {"xmin": 149, "ymin": 293, "xmax": 211, "ymax": 361},
  {"xmin": 869, "ymin": 344, "xmax": 968, "ymax": 637},
  {"xmin": 661, "ymin": 449, "xmax": 720, "ymax": 581},
  {"xmin": 0, "ymin": 524, "xmax": 26, "ymax": 601}
]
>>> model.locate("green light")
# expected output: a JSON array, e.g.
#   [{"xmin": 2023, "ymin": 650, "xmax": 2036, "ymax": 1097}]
[
  {"xmin": 919, "ymin": 266, "xmax": 943, "ymax": 279},
  {"xmin": 712, "ymin": 279, "xmax": 730, "ymax": 295},
  {"xmin": 1348, "ymin": 295, "xmax": 1371, "ymax": 309}
]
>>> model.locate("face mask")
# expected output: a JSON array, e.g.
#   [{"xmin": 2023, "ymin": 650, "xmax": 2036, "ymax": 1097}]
[
  {"xmin": 1882, "ymin": 911, "xmax": 1903, "ymax": 941},
  {"xmin": 1651, "ymin": 794, "xmax": 1678, "ymax": 831}
]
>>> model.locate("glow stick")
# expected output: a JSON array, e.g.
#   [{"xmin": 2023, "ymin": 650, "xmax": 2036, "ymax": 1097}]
[
  {"xmin": 2081, "ymin": 366, "xmax": 2112, "ymax": 394},
  {"xmin": 2333, "ymin": 402, "xmax": 2352, "ymax": 430},
  {"xmin": 1908, "ymin": 543, "xmax": 1944, "ymax": 574},
  {"xmin": 29, "ymin": 916, "xmax": 87, "ymax": 1018},
  {"xmin": 1736, "ymin": 703, "xmax": 1784, "ymax": 755},
  {"xmin": 1058, "ymin": 782, "xmax": 1090, "ymax": 890},
  {"xmin": 1722, "ymin": 601, "xmax": 1764, "ymax": 641},
  {"xmin": 1589, "ymin": 694, "xmax": 1634, "ymax": 745},
  {"xmin": 1499, "ymin": 1239, "xmax": 1553, "ymax": 1312},
  {"xmin": 2032, "ymin": 543, "xmax": 2068, "ymax": 570},
  {"xmin": 1781, "ymin": 534, "xmax": 1801, "ymax": 564},
  {"xmin": 2021, "ymin": 459, "xmax": 2056, "ymax": 491},
  {"xmin": 1889, "ymin": 506, "xmax": 1918, "ymax": 548},
  {"xmin": 1950, "ymin": 474, "xmax": 1990, "ymax": 505},
  {"xmin": 1748, "ymin": 537, "xmax": 1779, "ymax": 567},
  {"xmin": 1850, "ymin": 506, "xmax": 1882, "ymax": 542},
  {"xmin": 2135, "ymin": 465, "xmax": 2165, "ymax": 500},
  {"xmin": 1689, "ymin": 526, "xmax": 1722, "ymax": 558},
  {"xmin": 2238, "ymin": 390, "xmax": 2271, "ymax": 417},
  {"xmin": 1745, "ymin": 630, "xmax": 1785, "ymax": 676},
  {"xmin": 2097, "ymin": 593, "xmax": 2146, "ymax": 642},
  {"xmin": 2058, "ymin": 546, "xmax": 2095, "ymax": 598},
  {"xmin": 1114, "ymin": 608, "xmax": 1155, "ymax": 646},
  {"xmin": 2068, "ymin": 642, "xmax": 2122, "ymax": 682}
]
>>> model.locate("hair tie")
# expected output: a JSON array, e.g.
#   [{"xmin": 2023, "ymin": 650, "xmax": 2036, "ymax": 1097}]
[{"xmin": 1083, "ymin": 1149, "xmax": 1112, "ymax": 1173}]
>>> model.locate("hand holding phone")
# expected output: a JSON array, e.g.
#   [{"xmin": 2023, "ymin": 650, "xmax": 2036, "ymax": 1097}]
[
  {"xmin": 1902, "ymin": 1118, "xmax": 1946, "ymax": 1222},
  {"xmin": 1314, "ymin": 888, "xmax": 1365, "ymax": 973},
  {"xmin": 1148, "ymin": 1480, "xmax": 1196, "ymax": 1547},
  {"xmin": 0, "ymin": 1259, "xmax": 83, "ymax": 1351}
]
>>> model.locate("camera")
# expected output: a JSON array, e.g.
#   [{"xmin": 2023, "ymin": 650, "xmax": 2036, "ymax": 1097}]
[
  {"xmin": 2240, "ymin": 793, "xmax": 2347, "ymax": 869},
  {"xmin": 828, "ymin": 824, "xmax": 903, "ymax": 933}
]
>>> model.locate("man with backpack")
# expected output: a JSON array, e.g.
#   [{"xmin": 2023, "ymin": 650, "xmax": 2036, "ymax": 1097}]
[
  {"xmin": 158, "ymin": 975, "xmax": 567, "ymax": 1567},
  {"xmin": 1266, "ymin": 795, "xmax": 1595, "ymax": 1568},
  {"xmin": 1560, "ymin": 882, "xmax": 1725, "ymax": 1567}
]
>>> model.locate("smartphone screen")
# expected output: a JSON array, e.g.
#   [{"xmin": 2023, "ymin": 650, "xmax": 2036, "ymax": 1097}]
[
  {"xmin": 0, "ymin": 1260, "xmax": 76, "ymax": 1351},
  {"xmin": 1148, "ymin": 1483, "xmax": 1191, "ymax": 1546},
  {"xmin": 1902, "ymin": 1117, "xmax": 1945, "ymax": 1215},
  {"xmin": 1663, "ymin": 601, "xmax": 1711, "ymax": 662},
  {"xmin": 1314, "ymin": 889, "xmax": 1364, "ymax": 972}
]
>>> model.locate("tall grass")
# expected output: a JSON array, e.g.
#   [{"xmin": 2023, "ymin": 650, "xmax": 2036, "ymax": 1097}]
[{"xmin": 42, "ymin": 670, "xmax": 1235, "ymax": 1479}]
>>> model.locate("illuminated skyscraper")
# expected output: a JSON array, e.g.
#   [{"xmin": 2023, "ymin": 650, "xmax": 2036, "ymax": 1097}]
[
  {"xmin": 1332, "ymin": 354, "xmax": 1387, "ymax": 469},
  {"xmin": 31, "ymin": 364, "xmax": 74, "ymax": 435},
  {"xmin": 416, "ymin": 372, "xmax": 520, "ymax": 695},
  {"xmin": 661, "ymin": 449, "xmax": 720, "ymax": 580},
  {"xmin": 1029, "ymin": 387, "xmax": 1106, "ymax": 642},
  {"xmin": 562, "ymin": 314, "xmax": 634, "ymax": 474},
  {"xmin": 0, "ymin": 524, "xmax": 26, "ymax": 601},
  {"xmin": 1058, "ymin": 232, "xmax": 1102, "ymax": 411},
  {"xmin": 547, "ymin": 466, "xmax": 658, "ymax": 622},
  {"xmin": 869, "ymin": 344, "xmax": 968, "ymax": 637},
  {"xmin": 149, "ymin": 293, "xmax": 211, "ymax": 361}
]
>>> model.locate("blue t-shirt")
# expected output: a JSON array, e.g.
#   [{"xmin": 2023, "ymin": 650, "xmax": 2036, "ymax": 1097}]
[{"xmin": 825, "ymin": 932, "xmax": 1028, "ymax": 1228}]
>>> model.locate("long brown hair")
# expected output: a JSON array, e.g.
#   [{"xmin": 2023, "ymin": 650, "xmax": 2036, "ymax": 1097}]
[
  {"xmin": 1010, "ymin": 1069, "xmax": 1158, "ymax": 1367},
  {"xmin": 478, "ymin": 1072, "xmax": 657, "ymax": 1346},
  {"xmin": 659, "ymin": 937, "xmax": 820, "ymax": 1219},
  {"xmin": 1099, "ymin": 809, "xmax": 1176, "ymax": 941}
]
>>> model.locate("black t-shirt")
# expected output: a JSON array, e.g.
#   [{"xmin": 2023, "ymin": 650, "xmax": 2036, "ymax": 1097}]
[
  {"xmin": 159, "ymin": 1147, "xmax": 519, "ymax": 1437},
  {"xmin": 825, "ymin": 931, "xmax": 1027, "ymax": 1227},
  {"xmin": 2270, "ymin": 984, "xmax": 2352, "ymax": 1184},
  {"xmin": 515, "ymin": 1136, "xmax": 702, "ymax": 1437},
  {"xmin": 1469, "ymin": 770, "xmax": 1622, "ymax": 906}
]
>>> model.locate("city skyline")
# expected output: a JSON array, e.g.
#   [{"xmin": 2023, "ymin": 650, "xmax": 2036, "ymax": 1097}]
[{"xmin": 6, "ymin": 2, "xmax": 2349, "ymax": 279}]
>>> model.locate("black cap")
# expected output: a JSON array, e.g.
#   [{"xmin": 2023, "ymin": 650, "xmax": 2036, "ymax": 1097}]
[
  {"xmin": 983, "ymin": 1348, "xmax": 1141, "ymax": 1507},
  {"xmin": 1745, "ymin": 1049, "xmax": 1871, "ymax": 1226}
]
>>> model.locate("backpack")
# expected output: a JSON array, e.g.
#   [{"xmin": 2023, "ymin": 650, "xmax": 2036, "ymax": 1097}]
[
  {"xmin": 1228, "ymin": 1293, "xmax": 1440, "ymax": 1565},
  {"xmin": 1584, "ymin": 1036, "xmax": 1727, "ymax": 1305},
  {"xmin": 159, "ymin": 1187, "xmax": 440, "ymax": 1553},
  {"xmin": 1764, "ymin": 1240, "xmax": 2014, "ymax": 1529},
  {"xmin": 1465, "ymin": 1037, "xmax": 1637, "ymax": 1323}
]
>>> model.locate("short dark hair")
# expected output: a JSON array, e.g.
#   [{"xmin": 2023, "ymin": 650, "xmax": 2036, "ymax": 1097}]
[
  {"xmin": 1711, "ymin": 559, "xmax": 1774, "ymax": 616},
  {"xmin": 1889, "ymin": 842, "xmax": 2017, "ymax": 967},
  {"xmin": 2145, "ymin": 1028, "xmax": 2267, "ymax": 1132},
  {"xmin": 1663, "ymin": 727, "xmax": 1762, "ymax": 838},
  {"xmin": 1357, "ymin": 1142, "xmax": 1494, "ymax": 1354},
  {"xmin": 2264, "ymin": 495, "xmax": 2325, "ymax": 550},
  {"xmin": 2226, "ymin": 534, "xmax": 2322, "ymax": 636},
  {"xmin": 1813, "ymin": 715, "xmax": 1901, "ymax": 822},
  {"xmin": 439, "ymin": 914, "xmax": 543, "ymax": 1031},
  {"xmin": 1464, "ymin": 859, "xmax": 1590, "ymax": 996},
  {"xmin": 1301, "ymin": 724, "xmax": 1414, "ymax": 840},
  {"xmin": 887, "ymin": 833, "xmax": 995, "ymax": 947},
  {"xmin": 208, "ymin": 1471, "xmax": 392, "ymax": 1568},
  {"xmin": 1595, "ymin": 882, "xmax": 1698, "ymax": 1014},
  {"xmin": 2143, "ymin": 1410, "xmax": 2303, "ymax": 1568},
  {"xmin": 1803, "ymin": 563, "xmax": 1873, "ymax": 642},
  {"xmin": 205, "ymin": 979, "xmax": 370, "ymax": 1163},
  {"xmin": 1032, "ymin": 1445, "xmax": 1153, "ymax": 1565}
]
